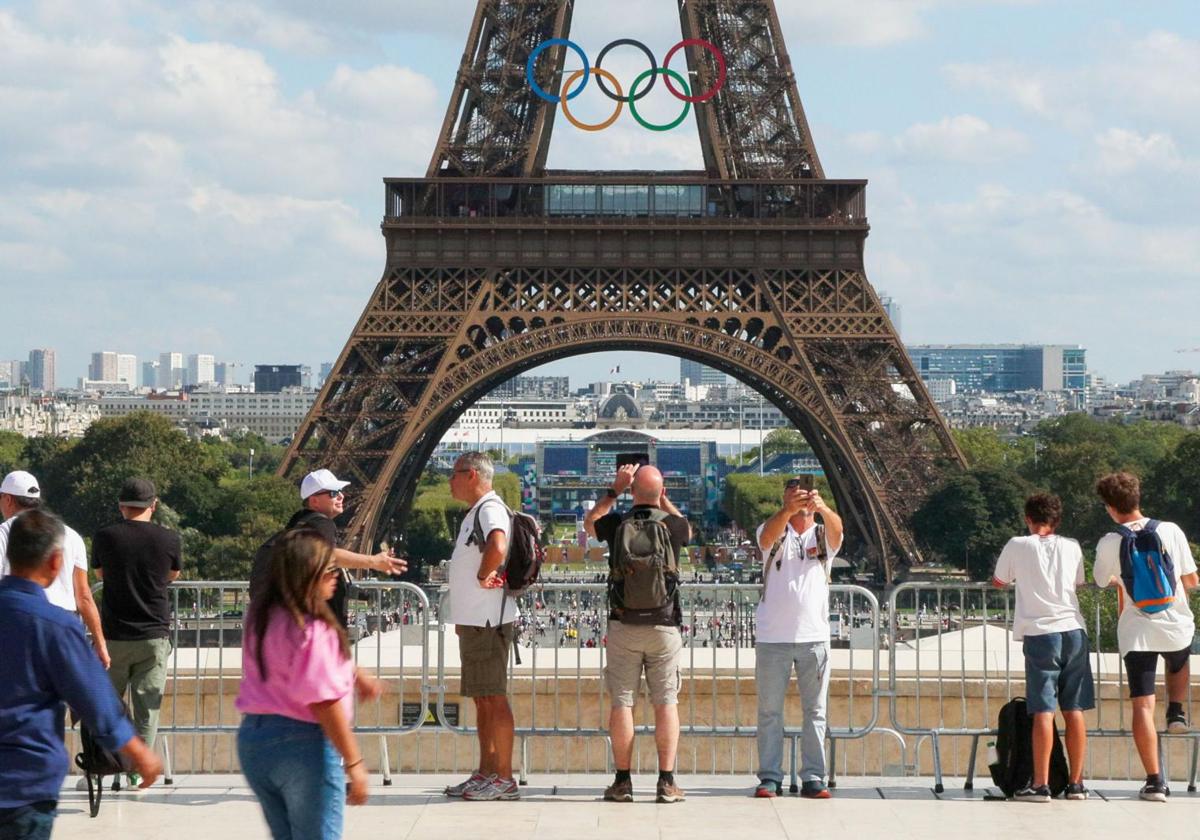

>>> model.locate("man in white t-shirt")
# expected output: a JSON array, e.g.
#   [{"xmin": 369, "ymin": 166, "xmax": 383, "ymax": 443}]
[
  {"xmin": 992, "ymin": 493, "xmax": 1092, "ymax": 802},
  {"xmin": 1093, "ymin": 471, "xmax": 1198, "ymax": 802},
  {"xmin": 443, "ymin": 451, "xmax": 519, "ymax": 802},
  {"xmin": 0, "ymin": 470, "xmax": 109, "ymax": 668},
  {"xmin": 752, "ymin": 478, "xmax": 843, "ymax": 799}
]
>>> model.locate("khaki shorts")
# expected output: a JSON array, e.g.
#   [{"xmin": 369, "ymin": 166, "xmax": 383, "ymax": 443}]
[
  {"xmin": 456, "ymin": 623, "xmax": 514, "ymax": 698},
  {"xmin": 605, "ymin": 621, "xmax": 682, "ymax": 707}
]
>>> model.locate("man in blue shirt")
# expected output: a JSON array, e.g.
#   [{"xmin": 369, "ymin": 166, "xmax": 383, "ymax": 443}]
[{"xmin": 0, "ymin": 509, "xmax": 160, "ymax": 839}]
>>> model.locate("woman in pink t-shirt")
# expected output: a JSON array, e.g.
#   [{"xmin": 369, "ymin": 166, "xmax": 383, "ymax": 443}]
[{"xmin": 236, "ymin": 529, "xmax": 381, "ymax": 840}]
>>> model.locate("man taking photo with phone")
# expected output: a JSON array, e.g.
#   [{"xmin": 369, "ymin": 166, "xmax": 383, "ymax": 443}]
[{"xmin": 752, "ymin": 476, "xmax": 843, "ymax": 799}]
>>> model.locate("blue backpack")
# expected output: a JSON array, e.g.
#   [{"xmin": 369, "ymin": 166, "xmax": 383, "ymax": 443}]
[{"xmin": 1116, "ymin": 520, "xmax": 1176, "ymax": 614}]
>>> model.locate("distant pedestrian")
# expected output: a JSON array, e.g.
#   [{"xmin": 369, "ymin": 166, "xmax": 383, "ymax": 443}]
[
  {"xmin": 585, "ymin": 463, "xmax": 690, "ymax": 804},
  {"xmin": 0, "ymin": 471, "xmax": 108, "ymax": 668},
  {"xmin": 992, "ymin": 493, "xmax": 1092, "ymax": 802},
  {"xmin": 237, "ymin": 529, "xmax": 382, "ymax": 839},
  {"xmin": 0, "ymin": 509, "xmax": 160, "ymax": 839},
  {"xmin": 442, "ymin": 452, "xmax": 520, "ymax": 802},
  {"xmin": 92, "ymin": 477, "xmax": 180, "ymax": 789},
  {"xmin": 1093, "ymin": 471, "xmax": 1198, "ymax": 802},
  {"xmin": 752, "ymin": 477, "xmax": 843, "ymax": 799}
]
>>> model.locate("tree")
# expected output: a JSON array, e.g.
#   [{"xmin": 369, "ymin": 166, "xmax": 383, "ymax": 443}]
[
  {"xmin": 952, "ymin": 428, "xmax": 1033, "ymax": 471},
  {"xmin": 0, "ymin": 431, "xmax": 24, "ymax": 474},
  {"xmin": 1146, "ymin": 434, "xmax": 1200, "ymax": 539}
]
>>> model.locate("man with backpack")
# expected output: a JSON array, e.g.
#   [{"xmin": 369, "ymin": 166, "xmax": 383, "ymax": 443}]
[
  {"xmin": 444, "ymin": 452, "xmax": 521, "ymax": 802},
  {"xmin": 991, "ymin": 493, "xmax": 1092, "ymax": 802},
  {"xmin": 585, "ymin": 463, "xmax": 691, "ymax": 804},
  {"xmin": 1093, "ymin": 471, "xmax": 1198, "ymax": 802},
  {"xmin": 752, "ymin": 478, "xmax": 842, "ymax": 799}
]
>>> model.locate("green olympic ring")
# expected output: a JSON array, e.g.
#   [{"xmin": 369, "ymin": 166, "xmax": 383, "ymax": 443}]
[{"xmin": 628, "ymin": 67, "xmax": 692, "ymax": 132}]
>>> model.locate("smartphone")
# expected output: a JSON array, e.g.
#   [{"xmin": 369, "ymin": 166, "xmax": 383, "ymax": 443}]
[
  {"xmin": 785, "ymin": 474, "xmax": 815, "ymax": 492},
  {"xmin": 615, "ymin": 453, "xmax": 650, "ymax": 470}
]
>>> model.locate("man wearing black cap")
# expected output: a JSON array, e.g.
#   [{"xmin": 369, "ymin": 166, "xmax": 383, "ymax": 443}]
[{"xmin": 92, "ymin": 477, "xmax": 181, "ymax": 788}]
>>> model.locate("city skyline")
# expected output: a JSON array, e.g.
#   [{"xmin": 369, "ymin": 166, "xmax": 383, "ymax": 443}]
[{"xmin": 1, "ymin": 1, "xmax": 1198, "ymax": 385}]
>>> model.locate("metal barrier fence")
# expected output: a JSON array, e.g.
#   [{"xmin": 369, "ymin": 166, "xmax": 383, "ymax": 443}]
[
  {"xmin": 84, "ymin": 578, "xmax": 1199, "ymax": 791},
  {"xmin": 887, "ymin": 582, "xmax": 1200, "ymax": 793}
]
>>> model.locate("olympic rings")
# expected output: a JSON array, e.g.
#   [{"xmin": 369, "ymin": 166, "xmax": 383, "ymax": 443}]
[
  {"xmin": 525, "ymin": 37, "xmax": 725, "ymax": 131},
  {"xmin": 527, "ymin": 38, "xmax": 590, "ymax": 103},
  {"xmin": 662, "ymin": 39, "xmax": 726, "ymax": 103},
  {"xmin": 594, "ymin": 39, "xmax": 657, "ymax": 103},
  {"xmin": 628, "ymin": 68, "xmax": 691, "ymax": 132},
  {"xmin": 560, "ymin": 68, "xmax": 624, "ymax": 132}
]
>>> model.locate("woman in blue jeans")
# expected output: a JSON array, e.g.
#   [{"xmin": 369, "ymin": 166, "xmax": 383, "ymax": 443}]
[{"xmin": 236, "ymin": 530, "xmax": 381, "ymax": 839}]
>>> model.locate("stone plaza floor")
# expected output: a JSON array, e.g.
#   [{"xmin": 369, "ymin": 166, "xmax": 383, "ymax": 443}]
[{"xmin": 52, "ymin": 773, "xmax": 1200, "ymax": 839}]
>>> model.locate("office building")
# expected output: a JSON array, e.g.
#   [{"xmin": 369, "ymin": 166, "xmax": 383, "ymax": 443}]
[
  {"xmin": 679, "ymin": 359, "xmax": 726, "ymax": 387},
  {"xmin": 89, "ymin": 351, "xmax": 118, "ymax": 382},
  {"xmin": 215, "ymin": 362, "xmax": 230, "ymax": 386},
  {"xmin": 158, "ymin": 352, "xmax": 184, "ymax": 389},
  {"xmin": 488, "ymin": 375, "xmax": 572, "ymax": 400},
  {"xmin": 318, "ymin": 362, "xmax": 334, "ymax": 389},
  {"xmin": 117, "ymin": 353, "xmax": 138, "ymax": 387},
  {"xmin": 27, "ymin": 349, "xmax": 55, "ymax": 392},
  {"xmin": 0, "ymin": 361, "xmax": 26, "ymax": 388},
  {"xmin": 879, "ymin": 292, "xmax": 902, "ymax": 336},
  {"xmin": 253, "ymin": 364, "xmax": 302, "ymax": 393},
  {"xmin": 906, "ymin": 344, "xmax": 1087, "ymax": 393},
  {"xmin": 187, "ymin": 353, "xmax": 215, "ymax": 388},
  {"xmin": 98, "ymin": 389, "xmax": 316, "ymax": 440},
  {"xmin": 142, "ymin": 360, "xmax": 159, "ymax": 389}
]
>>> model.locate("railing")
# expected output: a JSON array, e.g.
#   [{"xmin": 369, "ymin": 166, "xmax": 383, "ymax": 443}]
[
  {"xmin": 887, "ymin": 582, "xmax": 1200, "ymax": 793},
  {"xmin": 384, "ymin": 177, "xmax": 867, "ymax": 227}
]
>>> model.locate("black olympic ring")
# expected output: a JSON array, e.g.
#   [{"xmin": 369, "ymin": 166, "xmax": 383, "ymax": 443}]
[{"xmin": 593, "ymin": 39, "xmax": 658, "ymax": 103}]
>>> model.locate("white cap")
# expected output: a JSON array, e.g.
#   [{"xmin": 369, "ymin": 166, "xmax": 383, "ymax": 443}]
[
  {"xmin": 0, "ymin": 470, "xmax": 41, "ymax": 499},
  {"xmin": 300, "ymin": 468, "xmax": 350, "ymax": 500}
]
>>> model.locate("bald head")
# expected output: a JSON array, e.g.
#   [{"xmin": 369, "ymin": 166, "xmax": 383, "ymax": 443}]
[{"xmin": 630, "ymin": 466, "xmax": 664, "ymax": 505}]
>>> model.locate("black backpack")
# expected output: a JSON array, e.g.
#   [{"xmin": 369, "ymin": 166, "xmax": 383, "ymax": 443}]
[
  {"xmin": 75, "ymin": 716, "xmax": 133, "ymax": 817},
  {"xmin": 468, "ymin": 498, "xmax": 545, "ymax": 621},
  {"xmin": 989, "ymin": 697, "xmax": 1069, "ymax": 798},
  {"xmin": 608, "ymin": 508, "xmax": 678, "ymax": 625}
]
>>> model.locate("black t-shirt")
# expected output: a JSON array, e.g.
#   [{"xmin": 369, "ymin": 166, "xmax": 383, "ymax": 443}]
[
  {"xmin": 595, "ymin": 504, "xmax": 689, "ymax": 627},
  {"xmin": 284, "ymin": 509, "xmax": 349, "ymax": 628},
  {"xmin": 93, "ymin": 519, "xmax": 182, "ymax": 641}
]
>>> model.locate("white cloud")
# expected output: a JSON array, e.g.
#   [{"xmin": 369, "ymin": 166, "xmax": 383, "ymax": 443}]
[
  {"xmin": 895, "ymin": 115, "xmax": 1030, "ymax": 162},
  {"xmin": 1092, "ymin": 128, "xmax": 1187, "ymax": 175}
]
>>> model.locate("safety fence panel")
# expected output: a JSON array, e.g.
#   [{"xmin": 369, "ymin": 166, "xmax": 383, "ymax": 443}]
[{"xmin": 886, "ymin": 582, "xmax": 1200, "ymax": 792}]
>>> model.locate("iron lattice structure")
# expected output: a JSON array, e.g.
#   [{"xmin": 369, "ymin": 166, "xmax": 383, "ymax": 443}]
[{"xmin": 281, "ymin": 0, "xmax": 964, "ymax": 580}]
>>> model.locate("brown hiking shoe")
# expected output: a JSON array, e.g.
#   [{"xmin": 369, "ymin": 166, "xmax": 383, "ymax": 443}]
[
  {"xmin": 604, "ymin": 777, "xmax": 633, "ymax": 802},
  {"xmin": 656, "ymin": 778, "xmax": 686, "ymax": 803}
]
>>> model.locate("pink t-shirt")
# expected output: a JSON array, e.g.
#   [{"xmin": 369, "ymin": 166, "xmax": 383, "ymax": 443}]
[{"xmin": 236, "ymin": 608, "xmax": 355, "ymax": 724}]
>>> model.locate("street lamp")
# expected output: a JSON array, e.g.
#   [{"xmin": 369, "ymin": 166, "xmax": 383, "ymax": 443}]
[{"xmin": 248, "ymin": 447, "xmax": 254, "ymax": 478}]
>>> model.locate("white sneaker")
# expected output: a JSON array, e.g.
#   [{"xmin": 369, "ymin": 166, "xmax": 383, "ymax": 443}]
[
  {"xmin": 462, "ymin": 775, "xmax": 520, "ymax": 801},
  {"xmin": 75, "ymin": 776, "xmax": 97, "ymax": 791}
]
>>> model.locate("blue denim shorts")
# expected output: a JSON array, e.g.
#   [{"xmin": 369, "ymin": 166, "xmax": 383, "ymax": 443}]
[{"xmin": 1023, "ymin": 629, "xmax": 1095, "ymax": 714}]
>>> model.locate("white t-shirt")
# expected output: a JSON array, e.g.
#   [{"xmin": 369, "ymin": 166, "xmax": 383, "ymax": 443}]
[
  {"xmin": 0, "ymin": 516, "xmax": 88, "ymax": 612},
  {"xmin": 754, "ymin": 521, "xmax": 840, "ymax": 644},
  {"xmin": 446, "ymin": 492, "xmax": 519, "ymax": 627},
  {"xmin": 1094, "ymin": 518, "xmax": 1198, "ymax": 654},
  {"xmin": 992, "ymin": 534, "xmax": 1085, "ymax": 640}
]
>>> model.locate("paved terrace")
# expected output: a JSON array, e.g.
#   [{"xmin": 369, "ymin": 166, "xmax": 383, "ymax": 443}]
[{"xmin": 54, "ymin": 774, "xmax": 1200, "ymax": 840}]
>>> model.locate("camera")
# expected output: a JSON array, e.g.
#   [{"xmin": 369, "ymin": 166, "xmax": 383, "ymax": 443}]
[{"xmin": 785, "ymin": 475, "xmax": 815, "ymax": 492}]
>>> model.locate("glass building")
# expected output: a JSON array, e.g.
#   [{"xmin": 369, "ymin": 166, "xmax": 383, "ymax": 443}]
[{"xmin": 906, "ymin": 345, "xmax": 1087, "ymax": 393}]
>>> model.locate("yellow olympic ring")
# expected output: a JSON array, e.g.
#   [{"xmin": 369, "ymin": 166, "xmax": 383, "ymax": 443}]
[{"xmin": 559, "ymin": 67, "xmax": 623, "ymax": 132}]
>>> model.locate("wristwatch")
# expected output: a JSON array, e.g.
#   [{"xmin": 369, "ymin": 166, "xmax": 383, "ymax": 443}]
[{"xmin": 605, "ymin": 488, "xmax": 618, "ymax": 499}]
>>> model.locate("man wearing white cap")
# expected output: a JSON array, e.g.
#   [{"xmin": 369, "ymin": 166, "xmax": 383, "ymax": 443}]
[
  {"xmin": 0, "ymin": 470, "xmax": 109, "ymax": 668},
  {"xmin": 283, "ymin": 469, "xmax": 406, "ymax": 627}
]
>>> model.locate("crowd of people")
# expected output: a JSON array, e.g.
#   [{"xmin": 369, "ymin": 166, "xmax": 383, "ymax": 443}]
[{"xmin": 0, "ymin": 454, "xmax": 1195, "ymax": 837}]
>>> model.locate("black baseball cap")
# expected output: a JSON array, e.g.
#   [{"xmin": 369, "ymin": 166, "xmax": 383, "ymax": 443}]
[{"xmin": 118, "ymin": 477, "xmax": 157, "ymax": 508}]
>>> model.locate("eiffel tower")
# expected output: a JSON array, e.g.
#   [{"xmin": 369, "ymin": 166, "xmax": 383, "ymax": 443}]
[{"xmin": 280, "ymin": 0, "xmax": 964, "ymax": 582}]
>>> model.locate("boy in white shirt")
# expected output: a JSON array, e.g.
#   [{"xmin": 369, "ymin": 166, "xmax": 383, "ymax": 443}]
[
  {"xmin": 992, "ymin": 493, "xmax": 1092, "ymax": 802},
  {"xmin": 1093, "ymin": 472, "xmax": 1198, "ymax": 802}
]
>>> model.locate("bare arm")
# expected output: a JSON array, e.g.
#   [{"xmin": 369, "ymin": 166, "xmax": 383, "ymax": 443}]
[
  {"xmin": 477, "ymin": 530, "xmax": 509, "ymax": 589},
  {"xmin": 310, "ymin": 698, "xmax": 368, "ymax": 805},
  {"xmin": 811, "ymin": 492, "xmax": 844, "ymax": 553},
  {"xmin": 168, "ymin": 570, "xmax": 181, "ymax": 582},
  {"xmin": 333, "ymin": 546, "xmax": 407, "ymax": 575},
  {"xmin": 1183, "ymin": 572, "xmax": 1199, "ymax": 591},
  {"xmin": 73, "ymin": 568, "xmax": 109, "ymax": 668},
  {"xmin": 658, "ymin": 490, "xmax": 691, "ymax": 542},
  {"xmin": 758, "ymin": 486, "xmax": 806, "ymax": 550},
  {"xmin": 584, "ymin": 464, "xmax": 637, "ymax": 538}
]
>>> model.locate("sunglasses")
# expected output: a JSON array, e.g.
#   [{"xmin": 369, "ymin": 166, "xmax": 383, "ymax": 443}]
[{"xmin": 318, "ymin": 489, "xmax": 344, "ymax": 499}]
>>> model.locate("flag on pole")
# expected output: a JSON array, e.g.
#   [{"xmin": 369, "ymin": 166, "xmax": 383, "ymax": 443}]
[{"xmin": 609, "ymin": 365, "xmax": 621, "ymax": 374}]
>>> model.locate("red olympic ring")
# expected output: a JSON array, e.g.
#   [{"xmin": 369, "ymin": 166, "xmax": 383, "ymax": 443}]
[{"xmin": 662, "ymin": 39, "xmax": 727, "ymax": 104}]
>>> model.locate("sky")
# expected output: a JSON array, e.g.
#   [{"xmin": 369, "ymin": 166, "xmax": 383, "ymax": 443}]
[{"xmin": 2, "ymin": 0, "xmax": 1199, "ymax": 388}]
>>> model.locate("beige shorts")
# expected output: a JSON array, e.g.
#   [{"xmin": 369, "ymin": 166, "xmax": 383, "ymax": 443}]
[
  {"xmin": 605, "ymin": 621, "xmax": 682, "ymax": 707},
  {"xmin": 456, "ymin": 623, "xmax": 514, "ymax": 698}
]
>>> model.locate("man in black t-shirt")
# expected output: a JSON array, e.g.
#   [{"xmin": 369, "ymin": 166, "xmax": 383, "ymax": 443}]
[
  {"xmin": 584, "ymin": 464, "xmax": 690, "ymax": 805},
  {"xmin": 93, "ymin": 477, "xmax": 180, "ymax": 784},
  {"xmin": 286, "ymin": 470, "xmax": 407, "ymax": 627}
]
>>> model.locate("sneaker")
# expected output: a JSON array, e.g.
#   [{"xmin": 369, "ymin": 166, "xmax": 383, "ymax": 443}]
[
  {"xmin": 754, "ymin": 779, "xmax": 782, "ymax": 798},
  {"xmin": 124, "ymin": 772, "xmax": 147, "ymax": 793},
  {"xmin": 800, "ymin": 780, "xmax": 832, "ymax": 799},
  {"xmin": 1167, "ymin": 709, "xmax": 1189, "ymax": 734},
  {"xmin": 604, "ymin": 777, "xmax": 634, "ymax": 802},
  {"xmin": 444, "ymin": 772, "xmax": 488, "ymax": 798},
  {"xmin": 462, "ymin": 776, "xmax": 520, "ymax": 801},
  {"xmin": 1065, "ymin": 782, "xmax": 1089, "ymax": 800},
  {"xmin": 75, "ymin": 776, "xmax": 96, "ymax": 792},
  {"xmin": 1014, "ymin": 784, "xmax": 1051, "ymax": 802},
  {"xmin": 1139, "ymin": 780, "xmax": 1168, "ymax": 802},
  {"xmin": 656, "ymin": 778, "xmax": 686, "ymax": 803}
]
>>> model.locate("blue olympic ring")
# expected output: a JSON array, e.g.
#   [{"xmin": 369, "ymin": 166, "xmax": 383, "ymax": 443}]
[{"xmin": 526, "ymin": 38, "xmax": 590, "ymax": 103}]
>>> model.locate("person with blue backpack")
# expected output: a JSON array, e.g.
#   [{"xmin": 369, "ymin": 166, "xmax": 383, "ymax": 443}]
[{"xmin": 1093, "ymin": 471, "xmax": 1198, "ymax": 802}]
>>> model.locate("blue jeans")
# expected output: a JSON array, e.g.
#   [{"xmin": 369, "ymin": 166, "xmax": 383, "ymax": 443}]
[
  {"xmin": 1023, "ymin": 629, "xmax": 1095, "ymax": 714},
  {"xmin": 756, "ymin": 642, "xmax": 830, "ymax": 784},
  {"xmin": 237, "ymin": 715, "xmax": 343, "ymax": 840},
  {"xmin": 0, "ymin": 802, "xmax": 55, "ymax": 840}
]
